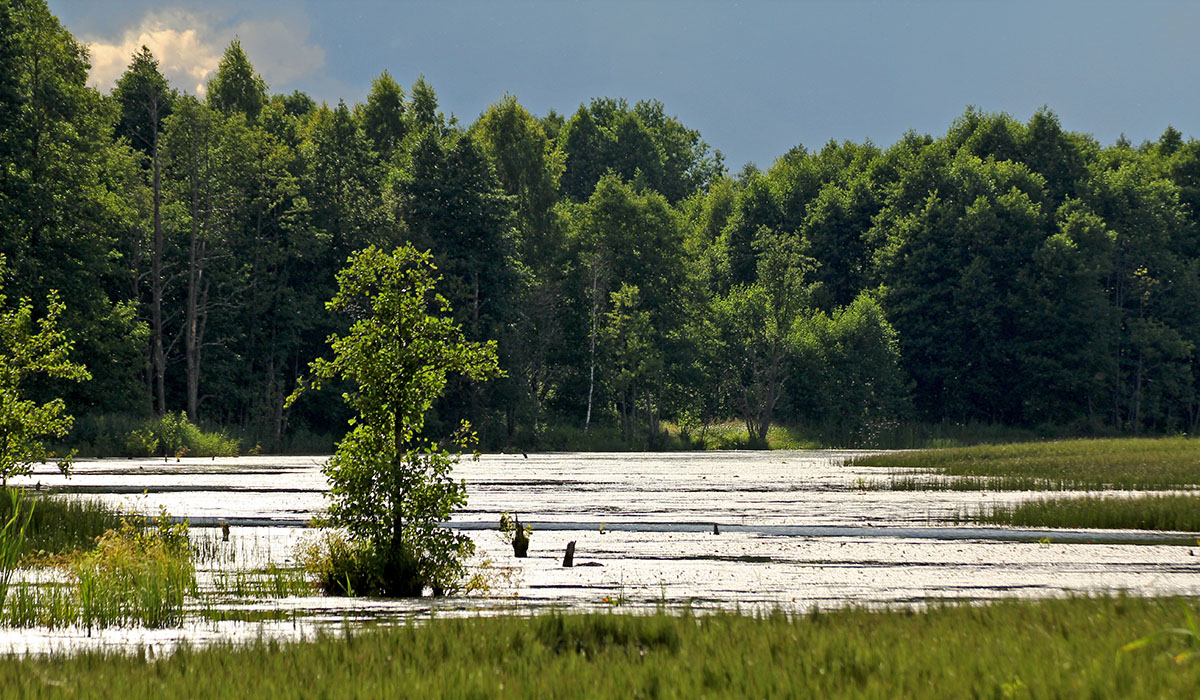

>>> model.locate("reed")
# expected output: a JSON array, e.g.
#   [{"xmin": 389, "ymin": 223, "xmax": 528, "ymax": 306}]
[
  {"xmin": 0, "ymin": 488, "xmax": 127, "ymax": 558},
  {"xmin": 208, "ymin": 565, "xmax": 312, "ymax": 599},
  {"xmin": 2, "ymin": 514, "xmax": 196, "ymax": 629},
  {"xmin": 0, "ymin": 490, "xmax": 34, "ymax": 612}
]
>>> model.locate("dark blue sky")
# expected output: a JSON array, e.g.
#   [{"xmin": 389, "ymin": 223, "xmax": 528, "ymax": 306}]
[{"xmin": 53, "ymin": 0, "xmax": 1200, "ymax": 169}]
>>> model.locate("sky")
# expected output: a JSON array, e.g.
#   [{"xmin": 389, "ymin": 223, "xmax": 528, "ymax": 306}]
[{"xmin": 49, "ymin": 0, "xmax": 1200, "ymax": 170}]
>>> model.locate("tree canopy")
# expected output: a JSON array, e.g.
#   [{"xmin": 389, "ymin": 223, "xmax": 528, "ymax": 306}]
[{"xmin": 6, "ymin": 0, "xmax": 1200, "ymax": 452}]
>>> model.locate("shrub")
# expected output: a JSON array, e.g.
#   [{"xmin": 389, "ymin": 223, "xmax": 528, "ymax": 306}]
[
  {"xmin": 126, "ymin": 412, "xmax": 239, "ymax": 458},
  {"xmin": 67, "ymin": 510, "xmax": 195, "ymax": 628}
]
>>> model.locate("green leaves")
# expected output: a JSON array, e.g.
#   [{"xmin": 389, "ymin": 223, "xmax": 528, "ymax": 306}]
[
  {"xmin": 206, "ymin": 39, "xmax": 267, "ymax": 121},
  {"xmin": 0, "ymin": 255, "xmax": 90, "ymax": 481},
  {"xmin": 293, "ymin": 245, "xmax": 500, "ymax": 595}
]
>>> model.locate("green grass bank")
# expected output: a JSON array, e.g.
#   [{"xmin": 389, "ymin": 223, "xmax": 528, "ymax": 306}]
[
  {"xmin": 1, "ymin": 596, "xmax": 1198, "ymax": 698},
  {"xmin": 852, "ymin": 437, "xmax": 1200, "ymax": 490},
  {"xmin": 964, "ymin": 493, "xmax": 1200, "ymax": 532}
]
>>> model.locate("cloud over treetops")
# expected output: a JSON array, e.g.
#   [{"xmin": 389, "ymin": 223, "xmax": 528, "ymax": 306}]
[{"xmin": 83, "ymin": 8, "xmax": 325, "ymax": 96}]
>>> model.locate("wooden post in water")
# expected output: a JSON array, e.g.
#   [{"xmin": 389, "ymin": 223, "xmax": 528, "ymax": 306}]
[
  {"xmin": 563, "ymin": 541, "xmax": 576, "ymax": 567},
  {"xmin": 513, "ymin": 516, "xmax": 530, "ymax": 558}
]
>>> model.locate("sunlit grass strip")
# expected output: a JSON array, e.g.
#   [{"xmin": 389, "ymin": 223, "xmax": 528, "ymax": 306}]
[
  {"xmin": 0, "ymin": 597, "xmax": 1198, "ymax": 698},
  {"xmin": 963, "ymin": 493, "xmax": 1200, "ymax": 532},
  {"xmin": 851, "ymin": 437, "xmax": 1200, "ymax": 490}
]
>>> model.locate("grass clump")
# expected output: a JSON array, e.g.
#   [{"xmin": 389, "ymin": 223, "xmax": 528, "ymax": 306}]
[
  {"xmin": 964, "ymin": 493, "xmax": 1200, "ymax": 532},
  {"xmin": 852, "ymin": 437, "xmax": 1200, "ymax": 490},
  {"xmin": 2, "ymin": 511, "xmax": 196, "ymax": 629},
  {"xmin": 70, "ymin": 514, "xmax": 195, "ymax": 628},
  {"xmin": 0, "ymin": 596, "xmax": 1198, "ymax": 698}
]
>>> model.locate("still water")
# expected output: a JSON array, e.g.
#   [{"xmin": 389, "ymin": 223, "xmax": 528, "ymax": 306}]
[{"xmin": 4, "ymin": 451, "xmax": 1197, "ymax": 654}]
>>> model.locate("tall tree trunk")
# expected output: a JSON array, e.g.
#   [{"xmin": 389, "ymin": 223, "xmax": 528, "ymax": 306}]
[
  {"xmin": 184, "ymin": 170, "xmax": 208, "ymax": 423},
  {"xmin": 584, "ymin": 264, "xmax": 599, "ymax": 433},
  {"xmin": 151, "ymin": 123, "xmax": 167, "ymax": 416}
]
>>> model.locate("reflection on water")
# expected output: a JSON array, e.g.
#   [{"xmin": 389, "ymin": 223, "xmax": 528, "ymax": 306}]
[{"xmin": 4, "ymin": 451, "xmax": 1198, "ymax": 654}]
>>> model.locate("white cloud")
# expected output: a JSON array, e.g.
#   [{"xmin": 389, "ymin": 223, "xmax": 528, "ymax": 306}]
[
  {"xmin": 83, "ymin": 8, "xmax": 325, "ymax": 97},
  {"xmin": 233, "ymin": 16, "xmax": 325, "ymax": 88}
]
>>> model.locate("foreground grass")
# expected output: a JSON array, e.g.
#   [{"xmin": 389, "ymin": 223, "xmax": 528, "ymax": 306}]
[
  {"xmin": 852, "ymin": 437, "xmax": 1200, "ymax": 490},
  {"xmin": 1, "ymin": 597, "xmax": 1198, "ymax": 698},
  {"xmin": 964, "ymin": 493, "xmax": 1200, "ymax": 532}
]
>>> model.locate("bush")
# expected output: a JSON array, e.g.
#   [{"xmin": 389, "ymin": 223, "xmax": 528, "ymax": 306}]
[
  {"xmin": 125, "ymin": 412, "xmax": 239, "ymax": 458},
  {"xmin": 298, "ymin": 530, "xmax": 391, "ymax": 597}
]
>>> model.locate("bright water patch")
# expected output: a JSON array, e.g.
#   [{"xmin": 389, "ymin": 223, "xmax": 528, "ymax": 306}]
[{"xmin": 4, "ymin": 450, "xmax": 1198, "ymax": 654}]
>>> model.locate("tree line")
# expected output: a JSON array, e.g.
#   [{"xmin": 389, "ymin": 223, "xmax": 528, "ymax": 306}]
[{"xmin": 3, "ymin": 0, "xmax": 1199, "ymax": 451}]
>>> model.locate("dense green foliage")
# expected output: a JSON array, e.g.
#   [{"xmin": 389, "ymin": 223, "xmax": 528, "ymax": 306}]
[
  {"xmin": 0, "ymin": 255, "xmax": 90, "ymax": 481},
  {"xmin": 966, "ymin": 493, "xmax": 1200, "ymax": 531},
  {"xmin": 855, "ymin": 437, "xmax": 1200, "ymax": 490},
  {"xmin": 6, "ymin": 0, "xmax": 1200, "ymax": 450},
  {"xmin": 290, "ymin": 245, "xmax": 500, "ymax": 595},
  {"xmin": 0, "ymin": 598, "xmax": 1198, "ymax": 698}
]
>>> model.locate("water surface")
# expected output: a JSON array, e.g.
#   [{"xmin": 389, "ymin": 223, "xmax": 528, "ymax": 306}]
[{"xmin": 5, "ymin": 450, "xmax": 1197, "ymax": 654}]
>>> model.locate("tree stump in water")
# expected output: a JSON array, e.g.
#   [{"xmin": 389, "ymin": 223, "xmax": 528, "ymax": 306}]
[
  {"xmin": 512, "ymin": 516, "xmax": 530, "ymax": 557},
  {"xmin": 563, "ymin": 540, "xmax": 576, "ymax": 567}
]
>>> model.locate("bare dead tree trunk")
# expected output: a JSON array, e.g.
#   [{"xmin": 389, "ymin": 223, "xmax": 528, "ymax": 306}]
[
  {"xmin": 151, "ymin": 119, "xmax": 167, "ymax": 416},
  {"xmin": 584, "ymin": 263, "xmax": 599, "ymax": 433}
]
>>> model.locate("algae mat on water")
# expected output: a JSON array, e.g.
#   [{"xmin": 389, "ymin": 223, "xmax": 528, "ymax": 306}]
[{"xmin": 1, "ymin": 596, "xmax": 1198, "ymax": 699}]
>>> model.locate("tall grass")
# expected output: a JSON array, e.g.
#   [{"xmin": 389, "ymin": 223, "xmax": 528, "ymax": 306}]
[
  {"xmin": 0, "ymin": 490, "xmax": 34, "ymax": 612},
  {"xmin": 963, "ymin": 493, "xmax": 1200, "ymax": 531},
  {"xmin": 208, "ymin": 565, "xmax": 312, "ymax": 599},
  {"xmin": 852, "ymin": 437, "xmax": 1200, "ymax": 490},
  {"xmin": 2, "ymin": 513, "xmax": 196, "ymax": 629},
  {"xmin": 0, "ymin": 597, "xmax": 1197, "ymax": 698},
  {"xmin": 0, "ymin": 488, "xmax": 126, "ymax": 558}
]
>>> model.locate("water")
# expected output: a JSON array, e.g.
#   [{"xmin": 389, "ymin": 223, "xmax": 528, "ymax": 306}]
[{"xmin": 4, "ymin": 450, "xmax": 1197, "ymax": 654}]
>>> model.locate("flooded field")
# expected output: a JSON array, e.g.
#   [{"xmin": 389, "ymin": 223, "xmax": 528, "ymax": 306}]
[{"xmin": 4, "ymin": 450, "xmax": 1198, "ymax": 654}]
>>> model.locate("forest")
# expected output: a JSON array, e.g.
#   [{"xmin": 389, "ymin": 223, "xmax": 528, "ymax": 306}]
[{"xmin": 4, "ymin": 0, "xmax": 1200, "ymax": 453}]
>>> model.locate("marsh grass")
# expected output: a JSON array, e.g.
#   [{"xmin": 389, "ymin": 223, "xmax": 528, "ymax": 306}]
[
  {"xmin": 0, "ymin": 490, "xmax": 34, "ymax": 611},
  {"xmin": 962, "ymin": 493, "xmax": 1200, "ymax": 531},
  {"xmin": 208, "ymin": 565, "xmax": 312, "ymax": 599},
  {"xmin": 852, "ymin": 437, "xmax": 1200, "ymax": 490},
  {"xmin": 0, "ymin": 488, "xmax": 127, "ymax": 559},
  {"xmin": 190, "ymin": 529, "xmax": 279, "ymax": 567},
  {"xmin": 0, "ymin": 596, "xmax": 1198, "ymax": 698},
  {"xmin": 2, "ymin": 514, "xmax": 196, "ymax": 629}
]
